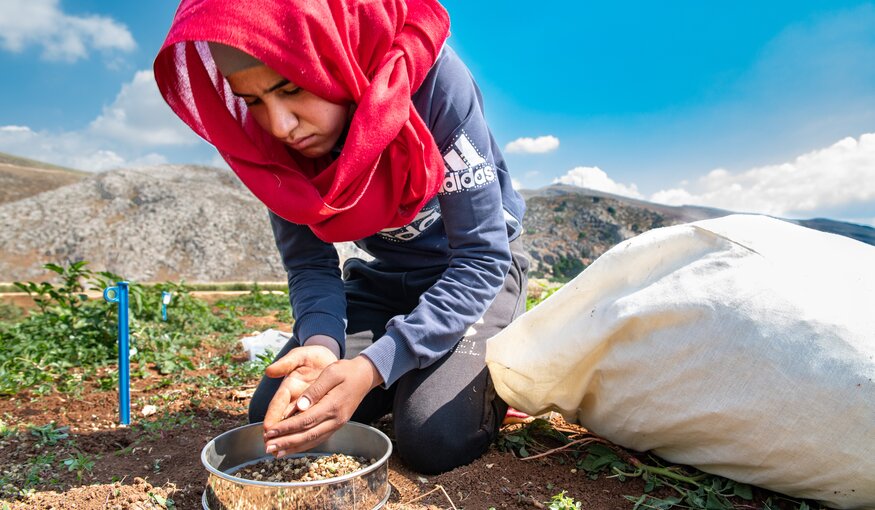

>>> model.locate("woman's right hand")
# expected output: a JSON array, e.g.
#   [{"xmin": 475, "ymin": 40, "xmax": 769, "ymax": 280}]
[{"xmin": 262, "ymin": 339, "xmax": 339, "ymax": 433}]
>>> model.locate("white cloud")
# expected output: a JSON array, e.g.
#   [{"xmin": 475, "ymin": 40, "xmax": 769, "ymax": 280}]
[
  {"xmin": 67, "ymin": 149, "xmax": 125, "ymax": 171},
  {"xmin": 505, "ymin": 135, "xmax": 560, "ymax": 154},
  {"xmin": 0, "ymin": 0, "xmax": 135, "ymax": 62},
  {"xmin": 554, "ymin": 166, "xmax": 644, "ymax": 199},
  {"xmin": 650, "ymin": 133, "xmax": 875, "ymax": 218},
  {"xmin": 0, "ymin": 70, "xmax": 204, "ymax": 171},
  {"xmin": 0, "ymin": 125, "xmax": 33, "ymax": 133},
  {"xmin": 89, "ymin": 70, "xmax": 201, "ymax": 147},
  {"xmin": 66, "ymin": 150, "xmax": 168, "ymax": 172}
]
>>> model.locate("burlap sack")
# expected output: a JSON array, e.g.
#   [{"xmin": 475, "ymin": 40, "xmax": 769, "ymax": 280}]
[{"xmin": 486, "ymin": 214, "xmax": 875, "ymax": 509}]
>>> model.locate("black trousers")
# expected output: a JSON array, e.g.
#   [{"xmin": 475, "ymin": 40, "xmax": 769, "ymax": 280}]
[{"xmin": 250, "ymin": 238, "xmax": 529, "ymax": 474}]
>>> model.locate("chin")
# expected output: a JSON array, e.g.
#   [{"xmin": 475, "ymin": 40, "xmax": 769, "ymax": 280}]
[
  {"xmin": 299, "ymin": 147, "xmax": 330, "ymax": 159},
  {"xmin": 287, "ymin": 143, "xmax": 328, "ymax": 159}
]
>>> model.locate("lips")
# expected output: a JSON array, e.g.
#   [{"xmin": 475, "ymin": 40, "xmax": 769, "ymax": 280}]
[{"xmin": 288, "ymin": 134, "xmax": 315, "ymax": 151}]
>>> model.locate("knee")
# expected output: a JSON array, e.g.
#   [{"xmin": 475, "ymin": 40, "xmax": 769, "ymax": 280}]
[
  {"xmin": 394, "ymin": 415, "xmax": 492, "ymax": 475},
  {"xmin": 248, "ymin": 376, "xmax": 280, "ymax": 424},
  {"xmin": 248, "ymin": 394, "xmax": 267, "ymax": 424}
]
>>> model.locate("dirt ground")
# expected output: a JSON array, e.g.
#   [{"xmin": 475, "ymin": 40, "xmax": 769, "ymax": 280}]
[
  {"xmin": 0, "ymin": 373, "xmax": 646, "ymax": 509},
  {"xmin": 0, "ymin": 313, "xmax": 797, "ymax": 510}
]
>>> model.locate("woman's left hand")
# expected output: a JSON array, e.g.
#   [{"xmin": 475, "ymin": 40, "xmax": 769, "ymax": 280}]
[{"xmin": 263, "ymin": 355, "xmax": 383, "ymax": 456}]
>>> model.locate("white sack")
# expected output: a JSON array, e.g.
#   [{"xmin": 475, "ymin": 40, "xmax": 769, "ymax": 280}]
[
  {"xmin": 486, "ymin": 215, "xmax": 875, "ymax": 509},
  {"xmin": 240, "ymin": 329, "xmax": 291, "ymax": 361}
]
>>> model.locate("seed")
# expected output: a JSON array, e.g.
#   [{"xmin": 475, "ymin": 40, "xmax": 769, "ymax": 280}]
[{"xmin": 234, "ymin": 453, "xmax": 372, "ymax": 483}]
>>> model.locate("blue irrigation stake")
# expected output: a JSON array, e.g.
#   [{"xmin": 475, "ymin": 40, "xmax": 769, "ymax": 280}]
[
  {"xmin": 103, "ymin": 282, "xmax": 130, "ymax": 426},
  {"xmin": 161, "ymin": 291, "xmax": 172, "ymax": 321}
]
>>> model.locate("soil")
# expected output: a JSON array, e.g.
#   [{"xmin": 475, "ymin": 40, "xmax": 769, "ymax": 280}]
[
  {"xmin": 0, "ymin": 313, "xmax": 795, "ymax": 510},
  {"xmin": 235, "ymin": 453, "xmax": 373, "ymax": 482}
]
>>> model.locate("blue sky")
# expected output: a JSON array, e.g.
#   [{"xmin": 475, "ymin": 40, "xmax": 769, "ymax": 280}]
[{"xmin": 1, "ymin": 0, "xmax": 873, "ymax": 226}]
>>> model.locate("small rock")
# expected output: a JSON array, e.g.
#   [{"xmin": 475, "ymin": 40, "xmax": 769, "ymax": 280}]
[{"xmin": 141, "ymin": 405, "xmax": 158, "ymax": 417}]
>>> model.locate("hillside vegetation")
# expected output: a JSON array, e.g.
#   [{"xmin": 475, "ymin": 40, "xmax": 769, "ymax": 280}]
[{"xmin": 1, "ymin": 156, "xmax": 872, "ymax": 283}]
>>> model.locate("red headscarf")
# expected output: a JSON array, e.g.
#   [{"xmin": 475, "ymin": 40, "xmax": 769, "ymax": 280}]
[{"xmin": 154, "ymin": 0, "xmax": 450, "ymax": 242}]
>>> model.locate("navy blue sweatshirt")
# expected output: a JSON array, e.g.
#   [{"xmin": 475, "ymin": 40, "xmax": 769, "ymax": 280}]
[{"xmin": 269, "ymin": 45, "xmax": 525, "ymax": 387}]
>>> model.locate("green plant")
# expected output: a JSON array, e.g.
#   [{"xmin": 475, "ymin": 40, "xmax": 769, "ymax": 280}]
[
  {"xmin": 499, "ymin": 418, "xmax": 568, "ymax": 458},
  {"xmin": 577, "ymin": 444, "xmax": 632, "ymax": 480},
  {"xmin": 551, "ymin": 256, "xmax": 585, "ymax": 283},
  {"xmin": 0, "ymin": 262, "xmax": 263, "ymax": 395},
  {"xmin": 149, "ymin": 492, "xmax": 176, "ymax": 509},
  {"xmin": 501, "ymin": 418, "xmax": 820, "ymax": 510},
  {"xmin": 225, "ymin": 351, "xmax": 275, "ymax": 386},
  {"xmin": 24, "ymin": 453, "xmax": 56, "ymax": 493},
  {"xmin": 526, "ymin": 283, "xmax": 560, "ymax": 311},
  {"xmin": 132, "ymin": 328, "xmax": 196, "ymax": 375},
  {"xmin": 62, "ymin": 452, "xmax": 95, "ymax": 480},
  {"xmin": 96, "ymin": 368, "xmax": 119, "ymax": 390},
  {"xmin": 548, "ymin": 491, "xmax": 582, "ymax": 510},
  {"xmin": 28, "ymin": 422, "xmax": 69, "ymax": 446},
  {"xmin": 0, "ymin": 301, "xmax": 24, "ymax": 322},
  {"xmin": 0, "ymin": 262, "xmax": 121, "ymax": 395},
  {"xmin": 213, "ymin": 284, "xmax": 291, "ymax": 319},
  {"xmin": 138, "ymin": 411, "xmax": 197, "ymax": 436}
]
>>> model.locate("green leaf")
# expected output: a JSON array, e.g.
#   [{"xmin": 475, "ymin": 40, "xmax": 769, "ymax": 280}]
[
  {"xmin": 44, "ymin": 263, "xmax": 64, "ymax": 274},
  {"xmin": 732, "ymin": 483, "xmax": 753, "ymax": 500},
  {"xmin": 687, "ymin": 490, "xmax": 706, "ymax": 509},
  {"xmin": 150, "ymin": 492, "xmax": 167, "ymax": 506},
  {"xmin": 705, "ymin": 491, "xmax": 727, "ymax": 510},
  {"xmin": 638, "ymin": 495, "xmax": 682, "ymax": 510}
]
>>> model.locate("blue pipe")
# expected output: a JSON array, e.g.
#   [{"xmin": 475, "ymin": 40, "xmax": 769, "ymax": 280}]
[
  {"xmin": 103, "ymin": 282, "xmax": 130, "ymax": 426},
  {"xmin": 161, "ymin": 291, "xmax": 171, "ymax": 322}
]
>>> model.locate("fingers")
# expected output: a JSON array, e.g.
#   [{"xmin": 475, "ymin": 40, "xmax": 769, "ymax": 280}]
[
  {"xmin": 293, "ymin": 367, "xmax": 335, "ymax": 417},
  {"xmin": 261, "ymin": 359, "xmax": 377, "ymax": 457},
  {"xmin": 263, "ymin": 366, "xmax": 347, "ymax": 452},
  {"xmin": 265, "ymin": 418, "xmax": 341, "ymax": 457},
  {"xmin": 264, "ymin": 369, "xmax": 345, "ymax": 440},
  {"xmin": 264, "ymin": 345, "xmax": 339, "ymax": 378},
  {"xmin": 264, "ymin": 348, "xmax": 307, "ymax": 378},
  {"xmin": 263, "ymin": 376, "xmax": 310, "ymax": 429}
]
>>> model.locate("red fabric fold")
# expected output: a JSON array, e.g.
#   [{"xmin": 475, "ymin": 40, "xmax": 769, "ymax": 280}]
[{"xmin": 154, "ymin": 0, "xmax": 450, "ymax": 242}]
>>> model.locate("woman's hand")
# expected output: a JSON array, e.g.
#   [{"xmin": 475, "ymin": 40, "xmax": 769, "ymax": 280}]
[
  {"xmin": 262, "ymin": 341, "xmax": 338, "ymax": 432},
  {"xmin": 263, "ymin": 355, "xmax": 383, "ymax": 457}
]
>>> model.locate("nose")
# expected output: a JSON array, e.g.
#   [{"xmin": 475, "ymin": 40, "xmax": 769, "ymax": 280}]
[{"xmin": 265, "ymin": 102, "xmax": 299, "ymax": 140}]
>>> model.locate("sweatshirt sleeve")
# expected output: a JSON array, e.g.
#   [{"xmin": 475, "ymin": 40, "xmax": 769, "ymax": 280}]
[
  {"xmin": 269, "ymin": 211, "xmax": 348, "ymax": 358},
  {"xmin": 360, "ymin": 48, "xmax": 512, "ymax": 387}
]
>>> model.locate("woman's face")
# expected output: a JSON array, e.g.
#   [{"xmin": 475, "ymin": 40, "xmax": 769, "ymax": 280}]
[{"xmin": 227, "ymin": 65, "xmax": 349, "ymax": 158}]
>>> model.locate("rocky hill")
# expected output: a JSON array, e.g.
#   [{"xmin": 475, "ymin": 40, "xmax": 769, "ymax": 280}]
[
  {"xmin": 0, "ymin": 151, "xmax": 87, "ymax": 205},
  {"xmin": 1, "ymin": 164, "xmax": 872, "ymax": 283},
  {"xmin": 520, "ymin": 185, "xmax": 875, "ymax": 278}
]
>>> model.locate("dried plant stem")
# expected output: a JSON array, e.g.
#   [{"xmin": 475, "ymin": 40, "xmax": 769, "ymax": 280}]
[
  {"xmin": 404, "ymin": 484, "xmax": 458, "ymax": 509},
  {"xmin": 438, "ymin": 485, "xmax": 459, "ymax": 510},
  {"xmin": 520, "ymin": 436, "xmax": 611, "ymax": 461}
]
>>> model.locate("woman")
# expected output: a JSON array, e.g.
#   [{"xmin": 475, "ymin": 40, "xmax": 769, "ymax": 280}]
[{"xmin": 154, "ymin": 0, "xmax": 527, "ymax": 474}]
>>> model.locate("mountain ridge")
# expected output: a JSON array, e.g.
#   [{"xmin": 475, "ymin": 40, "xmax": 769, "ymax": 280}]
[
  {"xmin": 1, "ymin": 160, "xmax": 872, "ymax": 283},
  {"xmin": 0, "ymin": 151, "xmax": 87, "ymax": 205}
]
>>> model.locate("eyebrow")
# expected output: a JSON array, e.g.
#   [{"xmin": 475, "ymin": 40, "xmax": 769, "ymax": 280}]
[{"xmin": 232, "ymin": 78, "xmax": 291, "ymax": 98}]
